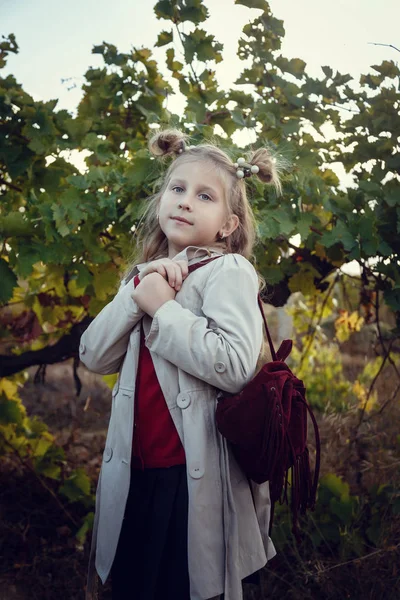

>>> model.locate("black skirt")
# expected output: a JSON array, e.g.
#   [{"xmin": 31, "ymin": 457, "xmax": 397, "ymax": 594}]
[
  {"xmin": 111, "ymin": 464, "xmax": 190, "ymax": 600},
  {"xmin": 110, "ymin": 464, "xmax": 260, "ymax": 600}
]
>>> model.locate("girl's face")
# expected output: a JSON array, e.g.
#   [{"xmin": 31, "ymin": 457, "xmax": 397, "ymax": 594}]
[{"xmin": 158, "ymin": 158, "xmax": 239, "ymax": 258}]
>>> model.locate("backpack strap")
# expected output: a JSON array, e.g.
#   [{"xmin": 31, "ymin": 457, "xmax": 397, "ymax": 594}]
[
  {"xmin": 257, "ymin": 294, "xmax": 277, "ymax": 362},
  {"xmin": 187, "ymin": 255, "xmax": 221, "ymax": 273}
]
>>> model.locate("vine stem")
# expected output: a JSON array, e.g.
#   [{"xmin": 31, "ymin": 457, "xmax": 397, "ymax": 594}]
[
  {"xmin": 332, "ymin": 103, "xmax": 359, "ymax": 114},
  {"xmin": 307, "ymin": 542, "xmax": 400, "ymax": 576},
  {"xmin": 356, "ymin": 341, "xmax": 392, "ymax": 429},
  {"xmin": 173, "ymin": 22, "xmax": 207, "ymax": 102},
  {"xmin": 368, "ymin": 42, "xmax": 400, "ymax": 54},
  {"xmin": 369, "ymin": 381, "xmax": 400, "ymax": 419},
  {"xmin": 375, "ymin": 289, "xmax": 400, "ymax": 381},
  {"xmin": 0, "ymin": 177, "xmax": 22, "ymax": 192},
  {"xmin": 347, "ymin": 284, "xmax": 400, "ymax": 470},
  {"xmin": 268, "ymin": 567, "xmax": 311, "ymax": 598},
  {"xmin": 299, "ymin": 273, "xmax": 339, "ymax": 369},
  {"xmin": 352, "ymin": 285, "xmax": 400, "ymax": 428}
]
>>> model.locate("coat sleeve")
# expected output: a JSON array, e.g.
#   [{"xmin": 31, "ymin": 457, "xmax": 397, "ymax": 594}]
[
  {"xmin": 145, "ymin": 254, "xmax": 263, "ymax": 394},
  {"xmin": 79, "ymin": 278, "xmax": 144, "ymax": 374}
]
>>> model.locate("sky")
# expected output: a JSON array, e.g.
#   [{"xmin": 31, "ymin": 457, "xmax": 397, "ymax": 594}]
[{"xmin": 1, "ymin": 0, "xmax": 399, "ymax": 118}]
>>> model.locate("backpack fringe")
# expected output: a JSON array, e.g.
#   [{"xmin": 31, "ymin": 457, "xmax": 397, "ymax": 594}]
[
  {"xmin": 269, "ymin": 441, "xmax": 320, "ymax": 542},
  {"xmin": 260, "ymin": 385, "xmax": 284, "ymax": 480}
]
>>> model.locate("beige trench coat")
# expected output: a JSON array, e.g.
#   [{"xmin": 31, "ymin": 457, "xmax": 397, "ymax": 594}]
[{"xmin": 79, "ymin": 246, "xmax": 276, "ymax": 600}]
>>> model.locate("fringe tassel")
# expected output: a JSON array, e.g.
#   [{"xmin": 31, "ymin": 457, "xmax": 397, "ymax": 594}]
[{"xmin": 259, "ymin": 384, "xmax": 284, "ymax": 480}]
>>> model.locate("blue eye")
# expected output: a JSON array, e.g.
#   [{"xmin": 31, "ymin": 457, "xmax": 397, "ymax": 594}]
[{"xmin": 171, "ymin": 186, "xmax": 212, "ymax": 201}]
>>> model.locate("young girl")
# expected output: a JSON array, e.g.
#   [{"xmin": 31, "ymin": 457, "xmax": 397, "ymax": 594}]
[{"xmin": 79, "ymin": 129, "xmax": 281, "ymax": 600}]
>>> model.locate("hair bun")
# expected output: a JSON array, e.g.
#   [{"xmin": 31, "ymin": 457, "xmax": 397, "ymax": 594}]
[
  {"xmin": 249, "ymin": 147, "xmax": 282, "ymax": 194},
  {"xmin": 148, "ymin": 128, "xmax": 189, "ymax": 157}
]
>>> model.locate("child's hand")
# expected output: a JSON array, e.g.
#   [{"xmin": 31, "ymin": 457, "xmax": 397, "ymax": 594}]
[
  {"xmin": 139, "ymin": 258, "xmax": 189, "ymax": 291},
  {"xmin": 132, "ymin": 272, "xmax": 177, "ymax": 317}
]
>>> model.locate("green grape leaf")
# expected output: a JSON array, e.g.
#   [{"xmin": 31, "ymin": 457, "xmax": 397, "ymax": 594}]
[
  {"xmin": 33, "ymin": 444, "xmax": 65, "ymax": 480},
  {"xmin": 180, "ymin": 1, "xmax": 209, "ymax": 24},
  {"xmin": 59, "ymin": 468, "xmax": 92, "ymax": 503},
  {"xmin": 321, "ymin": 221, "xmax": 356, "ymax": 251},
  {"xmin": 182, "ymin": 29, "xmax": 223, "ymax": 64},
  {"xmin": 263, "ymin": 265, "xmax": 286, "ymax": 285},
  {"xmin": 155, "ymin": 30, "xmax": 173, "ymax": 47},
  {"xmin": 322, "ymin": 65, "xmax": 333, "ymax": 79},
  {"xmin": 76, "ymin": 512, "xmax": 95, "ymax": 544},
  {"xmin": 0, "ymin": 212, "xmax": 35, "ymax": 237},
  {"xmin": 296, "ymin": 212, "xmax": 315, "ymax": 239},
  {"xmin": 92, "ymin": 265, "xmax": 120, "ymax": 301},
  {"xmin": 330, "ymin": 496, "xmax": 353, "ymax": 525},
  {"xmin": 371, "ymin": 60, "xmax": 399, "ymax": 79},
  {"xmin": 273, "ymin": 208, "xmax": 295, "ymax": 236},
  {"xmin": 235, "ymin": 0, "xmax": 269, "ymax": 10},
  {"xmin": 0, "ymin": 396, "xmax": 23, "ymax": 425},
  {"xmin": 384, "ymin": 287, "xmax": 400, "ymax": 312},
  {"xmin": 30, "ymin": 435, "xmax": 54, "ymax": 458},
  {"xmin": 154, "ymin": 1, "xmax": 176, "ymax": 20},
  {"xmin": 0, "ymin": 259, "xmax": 18, "ymax": 304},
  {"xmin": 258, "ymin": 215, "xmax": 281, "ymax": 239},
  {"xmin": 288, "ymin": 264, "xmax": 320, "ymax": 296},
  {"xmin": 320, "ymin": 473, "xmax": 350, "ymax": 499}
]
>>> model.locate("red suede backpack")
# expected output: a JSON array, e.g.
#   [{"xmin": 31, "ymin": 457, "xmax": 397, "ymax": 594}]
[{"xmin": 189, "ymin": 256, "xmax": 321, "ymax": 539}]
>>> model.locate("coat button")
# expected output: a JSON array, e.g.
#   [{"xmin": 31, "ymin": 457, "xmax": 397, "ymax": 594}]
[
  {"xmin": 190, "ymin": 465, "xmax": 204, "ymax": 479},
  {"xmin": 103, "ymin": 447, "xmax": 113, "ymax": 462},
  {"xmin": 177, "ymin": 394, "xmax": 191, "ymax": 409},
  {"xmin": 214, "ymin": 361, "xmax": 226, "ymax": 373},
  {"xmin": 79, "ymin": 342, "xmax": 86, "ymax": 355}
]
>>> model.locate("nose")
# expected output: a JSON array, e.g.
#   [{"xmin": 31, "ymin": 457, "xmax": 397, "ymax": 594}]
[{"xmin": 178, "ymin": 194, "xmax": 193, "ymax": 210}]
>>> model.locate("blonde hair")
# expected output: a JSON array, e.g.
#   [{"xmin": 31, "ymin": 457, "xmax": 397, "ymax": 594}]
[{"xmin": 121, "ymin": 128, "xmax": 282, "ymax": 287}]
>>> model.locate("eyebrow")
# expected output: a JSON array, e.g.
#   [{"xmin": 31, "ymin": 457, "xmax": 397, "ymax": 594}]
[{"xmin": 169, "ymin": 178, "xmax": 219, "ymax": 198}]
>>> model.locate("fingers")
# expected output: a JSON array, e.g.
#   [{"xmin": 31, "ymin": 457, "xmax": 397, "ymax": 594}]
[
  {"xmin": 169, "ymin": 260, "xmax": 189, "ymax": 291},
  {"xmin": 164, "ymin": 263, "xmax": 182, "ymax": 290},
  {"xmin": 173, "ymin": 263, "xmax": 183, "ymax": 290},
  {"xmin": 176, "ymin": 260, "xmax": 189, "ymax": 280},
  {"xmin": 141, "ymin": 259, "xmax": 189, "ymax": 291},
  {"xmin": 155, "ymin": 265, "xmax": 167, "ymax": 279}
]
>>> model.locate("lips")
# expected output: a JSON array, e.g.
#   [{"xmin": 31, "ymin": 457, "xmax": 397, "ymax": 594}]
[{"xmin": 171, "ymin": 216, "xmax": 193, "ymax": 225}]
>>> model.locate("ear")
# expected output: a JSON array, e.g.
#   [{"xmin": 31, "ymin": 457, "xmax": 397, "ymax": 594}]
[{"xmin": 221, "ymin": 214, "xmax": 239, "ymax": 237}]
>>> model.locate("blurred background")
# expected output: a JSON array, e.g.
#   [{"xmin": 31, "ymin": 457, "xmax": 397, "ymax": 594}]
[{"xmin": 1, "ymin": 1, "xmax": 399, "ymax": 598}]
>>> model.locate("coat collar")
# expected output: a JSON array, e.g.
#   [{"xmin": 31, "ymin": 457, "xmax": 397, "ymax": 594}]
[
  {"xmin": 136, "ymin": 245, "xmax": 225, "ymax": 272},
  {"xmin": 123, "ymin": 245, "xmax": 225, "ymax": 285}
]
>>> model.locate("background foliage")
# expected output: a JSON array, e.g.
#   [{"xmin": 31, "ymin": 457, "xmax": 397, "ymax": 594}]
[{"xmin": 1, "ymin": 0, "xmax": 399, "ymax": 597}]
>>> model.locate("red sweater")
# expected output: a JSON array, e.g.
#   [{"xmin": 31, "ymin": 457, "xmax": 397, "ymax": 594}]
[{"xmin": 131, "ymin": 274, "xmax": 186, "ymax": 470}]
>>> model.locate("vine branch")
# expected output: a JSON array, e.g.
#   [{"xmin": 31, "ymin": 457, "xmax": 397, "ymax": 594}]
[
  {"xmin": 0, "ymin": 316, "xmax": 92, "ymax": 394},
  {"xmin": 299, "ymin": 273, "xmax": 339, "ymax": 368},
  {"xmin": 174, "ymin": 23, "xmax": 203, "ymax": 94},
  {"xmin": 368, "ymin": 42, "xmax": 400, "ymax": 54},
  {"xmin": 0, "ymin": 177, "xmax": 23, "ymax": 192},
  {"xmin": 308, "ymin": 543, "xmax": 400, "ymax": 576}
]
